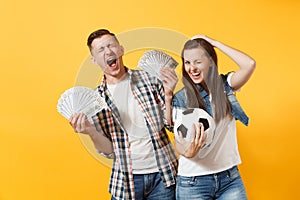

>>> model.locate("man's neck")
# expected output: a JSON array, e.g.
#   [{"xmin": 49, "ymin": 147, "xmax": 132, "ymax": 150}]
[{"xmin": 106, "ymin": 67, "xmax": 128, "ymax": 85}]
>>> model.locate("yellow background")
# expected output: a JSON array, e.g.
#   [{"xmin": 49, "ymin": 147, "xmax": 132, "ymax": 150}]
[{"xmin": 1, "ymin": 0, "xmax": 299, "ymax": 199}]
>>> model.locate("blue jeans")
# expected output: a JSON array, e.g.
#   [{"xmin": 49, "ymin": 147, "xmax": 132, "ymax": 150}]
[
  {"xmin": 176, "ymin": 166, "xmax": 247, "ymax": 200},
  {"xmin": 111, "ymin": 172, "xmax": 175, "ymax": 200}
]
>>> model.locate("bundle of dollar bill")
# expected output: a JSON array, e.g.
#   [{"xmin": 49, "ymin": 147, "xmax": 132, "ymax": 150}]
[
  {"xmin": 137, "ymin": 50, "xmax": 178, "ymax": 80},
  {"xmin": 57, "ymin": 86, "xmax": 106, "ymax": 120}
]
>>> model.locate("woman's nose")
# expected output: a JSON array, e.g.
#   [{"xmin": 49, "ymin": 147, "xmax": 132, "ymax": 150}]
[{"xmin": 189, "ymin": 63, "xmax": 198, "ymax": 70}]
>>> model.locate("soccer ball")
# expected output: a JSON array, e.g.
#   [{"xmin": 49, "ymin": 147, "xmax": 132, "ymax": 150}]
[{"xmin": 173, "ymin": 107, "xmax": 216, "ymax": 158}]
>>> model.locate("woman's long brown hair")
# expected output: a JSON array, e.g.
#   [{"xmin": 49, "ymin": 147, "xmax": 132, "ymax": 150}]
[{"xmin": 181, "ymin": 38, "xmax": 232, "ymax": 124}]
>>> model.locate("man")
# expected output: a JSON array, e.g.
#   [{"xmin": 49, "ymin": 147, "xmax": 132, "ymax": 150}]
[{"xmin": 69, "ymin": 29, "xmax": 178, "ymax": 200}]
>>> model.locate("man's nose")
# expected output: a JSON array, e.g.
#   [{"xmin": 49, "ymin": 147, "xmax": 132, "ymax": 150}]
[{"xmin": 104, "ymin": 46, "xmax": 113, "ymax": 54}]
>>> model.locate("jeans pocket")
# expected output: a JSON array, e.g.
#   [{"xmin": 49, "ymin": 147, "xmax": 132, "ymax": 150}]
[
  {"xmin": 229, "ymin": 167, "xmax": 241, "ymax": 181},
  {"xmin": 178, "ymin": 176, "xmax": 197, "ymax": 187}
]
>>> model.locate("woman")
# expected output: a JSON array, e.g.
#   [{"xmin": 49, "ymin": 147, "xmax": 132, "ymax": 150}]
[{"xmin": 172, "ymin": 35, "xmax": 256, "ymax": 200}]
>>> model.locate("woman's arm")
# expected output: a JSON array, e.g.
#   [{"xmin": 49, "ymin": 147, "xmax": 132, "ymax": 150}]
[
  {"xmin": 176, "ymin": 123, "xmax": 207, "ymax": 158},
  {"xmin": 192, "ymin": 35, "xmax": 256, "ymax": 91}
]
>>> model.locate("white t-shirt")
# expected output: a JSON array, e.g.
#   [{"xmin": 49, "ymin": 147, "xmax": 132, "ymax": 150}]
[
  {"xmin": 107, "ymin": 75, "xmax": 158, "ymax": 174},
  {"xmin": 177, "ymin": 72, "xmax": 241, "ymax": 176},
  {"xmin": 178, "ymin": 116, "xmax": 241, "ymax": 176}
]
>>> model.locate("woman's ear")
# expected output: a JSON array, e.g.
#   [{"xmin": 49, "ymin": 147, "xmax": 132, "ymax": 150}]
[{"xmin": 209, "ymin": 57, "xmax": 215, "ymax": 67}]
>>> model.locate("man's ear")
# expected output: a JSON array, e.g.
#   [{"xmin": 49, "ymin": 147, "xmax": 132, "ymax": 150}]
[
  {"xmin": 91, "ymin": 56, "xmax": 97, "ymax": 65},
  {"xmin": 120, "ymin": 45, "xmax": 124, "ymax": 56}
]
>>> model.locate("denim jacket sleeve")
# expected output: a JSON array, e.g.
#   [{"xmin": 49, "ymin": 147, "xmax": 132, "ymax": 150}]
[{"xmin": 221, "ymin": 73, "xmax": 249, "ymax": 126}]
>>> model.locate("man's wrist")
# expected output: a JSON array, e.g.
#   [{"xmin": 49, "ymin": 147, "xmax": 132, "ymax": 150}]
[
  {"xmin": 165, "ymin": 95, "xmax": 173, "ymax": 102},
  {"xmin": 89, "ymin": 129, "xmax": 102, "ymax": 139},
  {"xmin": 165, "ymin": 91, "xmax": 174, "ymax": 100}
]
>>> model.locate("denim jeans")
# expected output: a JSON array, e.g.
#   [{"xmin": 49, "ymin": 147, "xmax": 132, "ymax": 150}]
[
  {"xmin": 176, "ymin": 166, "xmax": 247, "ymax": 200},
  {"xmin": 111, "ymin": 172, "xmax": 175, "ymax": 200}
]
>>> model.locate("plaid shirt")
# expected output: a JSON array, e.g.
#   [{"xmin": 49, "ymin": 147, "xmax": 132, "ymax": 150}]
[{"xmin": 92, "ymin": 68, "xmax": 178, "ymax": 200}]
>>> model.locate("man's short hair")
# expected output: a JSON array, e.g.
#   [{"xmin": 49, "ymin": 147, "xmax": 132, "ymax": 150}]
[{"xmin": 87, "ymin": 29, "xmax": 117, "ymax": 52}]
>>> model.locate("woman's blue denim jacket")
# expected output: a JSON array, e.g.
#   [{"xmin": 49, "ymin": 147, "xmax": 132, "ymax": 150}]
[{"xmin": 172, "ymin": 74, "xmax": 249, "ymax": 126}]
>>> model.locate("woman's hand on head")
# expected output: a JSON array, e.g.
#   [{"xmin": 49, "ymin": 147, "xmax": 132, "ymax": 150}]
[
  {"xmin": 191, "ymin": 34, "xmax": 206, "ymax": 40},
  {"xmin": 191, "ymin": 35, "xmax": 215, "ymax": 46}
]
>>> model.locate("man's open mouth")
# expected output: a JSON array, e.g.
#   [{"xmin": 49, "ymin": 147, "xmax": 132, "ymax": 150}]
[{"xmin": 106, "ymin": 58, "xmax": 117, "ymax": 67}]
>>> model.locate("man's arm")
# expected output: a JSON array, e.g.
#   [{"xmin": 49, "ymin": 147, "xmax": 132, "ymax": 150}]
[
  {"xmin": 160, "ymin": 68, "xmax": 178, "ymax": 126},
  {"xmin": 69, "ymin": 113, "xmax": 114, "ymax": 158}
]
